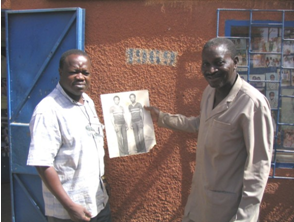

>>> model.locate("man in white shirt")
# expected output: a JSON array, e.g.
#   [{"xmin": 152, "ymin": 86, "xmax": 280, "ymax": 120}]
[
  {"xmin": 145, "ymin": 38, "xmax": 273, "ymax": 222},
  {"xmin": 27, "ymin": 49, "xmax": 111, "ymax": 222}
]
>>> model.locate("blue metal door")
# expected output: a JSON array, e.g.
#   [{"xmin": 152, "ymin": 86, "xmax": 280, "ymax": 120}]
[{"xmin": 6, "ymin": 8, "xmax": 85, "ymax": 222}]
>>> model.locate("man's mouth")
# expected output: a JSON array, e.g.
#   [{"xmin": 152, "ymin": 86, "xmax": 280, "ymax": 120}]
[
  {"xmin": 205, "ymin": 72, "xmax": 220, "ymax": 80},
  {"xmin": 74, "ymin": 82, "xmax": 86, "ymax": 88}
]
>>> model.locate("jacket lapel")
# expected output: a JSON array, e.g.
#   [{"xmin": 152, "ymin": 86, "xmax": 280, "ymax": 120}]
[{"xmin": 205, "ymin": 75, "xmax": 243, "ymax": 122}]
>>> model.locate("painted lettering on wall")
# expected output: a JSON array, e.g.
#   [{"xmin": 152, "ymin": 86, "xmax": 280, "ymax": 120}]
[{"xmin": 126, "ymin": 48, "xmax": 177, "ymax": 66}]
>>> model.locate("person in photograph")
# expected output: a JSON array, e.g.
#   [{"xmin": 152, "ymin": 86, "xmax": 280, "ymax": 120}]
[
  {"xmin": 145, "ymin": 38, "xmax": 273, "ymax": 222},
  {"xmin": 267, "ymin": 74, "xmax": 278, "ymax": 90},
  {"xmin": 110, "ymin": 95, "xmax": 129, "ymax": 156},
  {"xmin": 284, "ymin": 55, "xmax": 292, "ymax": 68},
  {"xmin": 234, "ymin": 39, "xmax": 243, "ymax": 49},
  {"xmin": 128, "ymin": 93, "xmax": 146, "ymax": 153},
  {"xmin": 292, "ymin": 91, "xmax": 294, "ymax": 112},
  {"xmin": 258, "ymin": 55, "xmax": 266, "ymax": 67},
  {"xmin": 269, "ymin": 57, "xmax": 274, "ymax": 67},
  {"xmin": 281, "ymin": 69, "xmax": 290, "ymax": 86},
  {"xmin": 291, "ymin": 133, "xmax": 294, "ymax": 148},
  {"xmin": 252, "ymin": 37, "xmax": 261, "ymax": 52},
  {"xmin": 256, "ymin": 76, "xmax": 263, "ymax": 88},
  {"xmin": 283, "ymin": 132, "xmax": 292, "ymax": 148},
  {"xmin": 283, "ymin": 41, "xmax": 292, "ymax": 55},
  {"xmin": 268, "ymin": 91, "xmax": 278, "ymax": 108},
  {"xmin": 251, "ymin": 75, "xmax": 260, "ymax": 88},
  {"xmin": 27, "ymin": 49, "xmax": 111, "ymax": 222},
  {"xmin": 266, "ymin": 57, "xmax": 270, "ymax": 67}
]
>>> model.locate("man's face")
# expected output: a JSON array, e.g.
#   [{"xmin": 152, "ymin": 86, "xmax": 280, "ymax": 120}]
[
  {"xmin": 130, "ymin": 95, "xmax": 136, "ymax": 103},
  {"xmin": 114, "ymin": 97, "xmax": 120, "ymax": 105},
  {"xmin": 201, "ymin": 44, "xmax": 237, "ymax": 89},
  {"xmin": 59, "ymin": 54, "xmax": 91, "ymax": 100},
  {"xmin": 270, "ymin": 93, "xmax": 275, "ymax": 100}
]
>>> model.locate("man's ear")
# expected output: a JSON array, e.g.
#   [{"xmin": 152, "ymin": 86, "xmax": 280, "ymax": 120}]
[
  {"xmin": 233, "ymin": 56, "xmax": 239, "ymax": 71},
  {"xmin": 233, "ymin": 56, "xmax": 239, "ymax": 65},
  {"xmin": 58, "ymin": 68, "xmax": 62, "ymax": 76}
]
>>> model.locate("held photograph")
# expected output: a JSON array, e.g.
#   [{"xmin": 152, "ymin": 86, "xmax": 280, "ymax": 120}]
[{"xmin": 101, "ymin": 90, "xmax": 156, "ymax": 158}]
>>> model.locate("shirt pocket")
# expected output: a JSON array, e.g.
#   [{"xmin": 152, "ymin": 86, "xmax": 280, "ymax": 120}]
[{"xmin": 205, "ymin": 119, "xmax": 232, "ymax": 153}]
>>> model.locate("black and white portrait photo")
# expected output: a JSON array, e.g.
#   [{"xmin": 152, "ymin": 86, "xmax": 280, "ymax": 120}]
[{"xmin": 101, "ymin": 90, "xmax": 156, "ymax": 158}]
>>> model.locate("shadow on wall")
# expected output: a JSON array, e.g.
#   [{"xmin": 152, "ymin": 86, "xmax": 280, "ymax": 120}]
[
  {"xmin": 111, "ymin": 132, "xmax": 195, "ymax": 221},
  {"xmin": 109, "ymin": 48, "xmax": 205, "ymax": 221}
]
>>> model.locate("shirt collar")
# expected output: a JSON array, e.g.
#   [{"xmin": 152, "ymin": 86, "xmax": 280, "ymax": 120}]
[{"xmin": 225, "ymin": 74, "xmax": 243, "ymax": 104}]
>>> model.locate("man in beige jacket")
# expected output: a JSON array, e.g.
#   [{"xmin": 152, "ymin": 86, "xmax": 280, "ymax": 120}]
[{"xmin": 145, "ymin": 38, "xmax": 273, "ymax": 222}]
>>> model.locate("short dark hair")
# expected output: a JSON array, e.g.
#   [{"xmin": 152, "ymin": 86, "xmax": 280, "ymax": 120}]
[
  {"xmin": 202, "ymin": 38, "xmax": 237, "ymax": 59},
  {"xmin": 129, "ymin": 93, "xmax": 136, "ymax": 99},
  {"xmin": 113, "ymin": 95, "xmax": 120, "ymax": 101},
  {"xmin": 59, "ymin": 49, "xmax": 89, "ymax": 69}
]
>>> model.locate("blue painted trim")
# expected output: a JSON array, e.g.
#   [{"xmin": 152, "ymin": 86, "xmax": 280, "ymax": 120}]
[
  {"xmin": 14, "ymin": 174, "xmax": 47, "ymax": 222},
  {"xmin": 5, "ymin": 7, "xmax": 81, "ymax": 14},
  {"xmin": 9, "ymin": 9, "xmax": 80, "ymax": 121},
  {"xmin": 76, "ymin": 8, "xmax": 85, "ymax": 50},
  {"xmin": 225, "ymin": 20, "xmax": 294, "ymax": 37}
]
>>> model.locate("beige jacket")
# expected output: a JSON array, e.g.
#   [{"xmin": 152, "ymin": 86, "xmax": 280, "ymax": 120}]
[{"xmin": 158, "ymin": 76, "xmax": 273, "ymax": 222}]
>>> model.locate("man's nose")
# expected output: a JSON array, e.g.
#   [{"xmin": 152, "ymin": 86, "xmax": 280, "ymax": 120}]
[
  {"xmin": 209, "ymin": 65, "xmax": 218, "ymax": 73},
  {"xmin": 76, "ymin": 72, "xmax": 85, "ymax": 79},
  {"xmin": 204, "ymin": 65, "xmax": 217, "ymax": 74}
]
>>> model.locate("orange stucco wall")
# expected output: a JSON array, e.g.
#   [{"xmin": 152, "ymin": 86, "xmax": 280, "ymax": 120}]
[{"xmin": 2, "ymin": 0, "xmax": 294, "ymax": 221}]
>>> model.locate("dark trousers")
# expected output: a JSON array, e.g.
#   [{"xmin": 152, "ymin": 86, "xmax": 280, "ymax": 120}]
[
  {"xmin": 132, "ymin": 120, "xmax": 146, "ymax": 153},
  {"xmin": 114, "ymin": 123, "xmax": 129, "ymax": 156},
  {"xmin": 47, "ymin": 202, "xmax": 111, "ymax": 222}
]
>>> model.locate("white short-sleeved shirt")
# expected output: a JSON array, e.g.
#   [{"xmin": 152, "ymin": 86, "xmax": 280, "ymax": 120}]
[{"xmin": 27, "ymin": 83, "xmax": 108, "ymax": 219}]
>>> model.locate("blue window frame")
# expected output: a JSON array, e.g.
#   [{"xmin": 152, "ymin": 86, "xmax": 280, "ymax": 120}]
[{"xmin": 217, "ymin": 9, "xmax": 294, "ymax": 179}]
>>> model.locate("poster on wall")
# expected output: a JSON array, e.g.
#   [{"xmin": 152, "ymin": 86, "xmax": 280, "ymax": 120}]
[
  {"xmin": 266, "ymin": 72, "xmax": 279, "ymax": 91},
  {"xmin": 283, "ymin": 55, "xmax": 294, "ymax": 68},
  {"xmin": 266, "ymin": 90, "xmax": 279, "ymax": 109},
  {"xmin": 278, "ymin": 69, "xmax": 291, "ymax": 87},
  {"xmin": 283, "ymin": 40, "xmax": 294, "ymax": 55},
  {"xmin": 251, "ymin": 27, "xmax": 281, "ymax": 53},
  {"xmin": 282, "ymin": 129, "xmax": 294, "ymax": 148},
  {"xmin": 101, "ymin": 90, "xmax": 156, "ymax": 158},
  {"xmin": 231, "ymin": 38, "xmax": 248, "ymax": 66},
  {"xmin": 249, "ymin": 74, "xmax": 265, "ymax": 89}
]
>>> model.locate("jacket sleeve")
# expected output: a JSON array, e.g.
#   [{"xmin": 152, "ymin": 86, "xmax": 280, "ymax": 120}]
[
  {"xmin": 232, "ymin": 99, "xmax": 273, "ymax": 222},
  {"xmin": 157, "ymin": 111, "xmax": 200, "ymax": 133}
]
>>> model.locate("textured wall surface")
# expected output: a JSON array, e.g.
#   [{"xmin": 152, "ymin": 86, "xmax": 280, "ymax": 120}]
[{"xmin": 2, "ymin": 1, "xmax": 294, "ymax": 221}]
